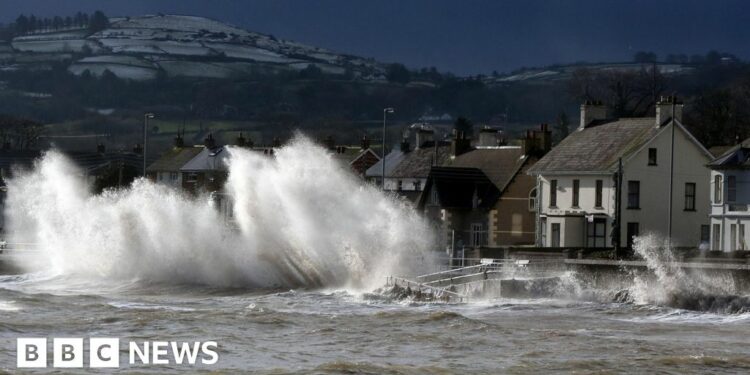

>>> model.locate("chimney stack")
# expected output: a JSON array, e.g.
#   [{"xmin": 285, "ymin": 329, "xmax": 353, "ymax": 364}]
[
  {"xmin": 478, "ymin": 126, "xmax": 499, "ymax": 147},
  {"xmin": 415, "ymin": 126, "xmax": 434, "ymax": 149},
  {"xmin": 204, "ymin": 133, "xmax": 216, "ymax": 149},
  {"xmin": 96, "ymin": 143, "xmax": 105, "ymax": 154},
  {"xmin": 324, "ymin": 135, "xmax": 335, "ymax": 151},
  {"xmin": 400, "ymin": 138, "xmax": 411, "ymax": 153},
  {"xmin": 360, "ymin": 135, "xmax": 370, "ymax": 150},
  {"xmin": 174, "ymin": 132, "xmax": 185, "ymax": 148},
  {"xmin": 133, "ymin": 144, "xmax": 143, "ymax": 154},
  {"xmin": 451, "ymin": 130, "xmax": 472, "ymax": 157},
  {"xmin": 579, "ymin": 100, "xmax": 608, "ymax": 130},
  {"xmin": 655, "ymin": 96, "xmax": 683, "ymax": 127},
  {"xmin": 523, "ymin": 124, "xmax": 552, "ymax": 156},
  {"xmin": 273, "ymin": 137, "xmax": 282, "ymax": 148}
]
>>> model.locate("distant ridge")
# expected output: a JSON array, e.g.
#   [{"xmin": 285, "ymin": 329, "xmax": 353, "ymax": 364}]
[{"xmin": 8, "ymin": 14, "xmax": 388, "ymax": 81}]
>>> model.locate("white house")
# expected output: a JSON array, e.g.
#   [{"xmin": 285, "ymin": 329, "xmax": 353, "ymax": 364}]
[
  {"xmin": 527, "ymin": 98, "xmax": 712, "ymax": 249},
  {"xmin": 146, "ymin": 135, "xmax": 203, "ymax": 189},
  {"xmin": 707, "ymin": 141, "xmax": 750, "ymax": 251}
]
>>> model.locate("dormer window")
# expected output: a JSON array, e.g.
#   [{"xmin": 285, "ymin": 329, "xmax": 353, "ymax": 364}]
[{"xmin": 648, "ymin": 148, "xmax": 657, "ymax": 165}]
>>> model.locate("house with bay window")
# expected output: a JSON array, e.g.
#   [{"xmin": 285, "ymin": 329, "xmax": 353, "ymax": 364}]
[
  {"xmin": 527, "ymin": 98, "xmax": 712, "ymax": 250},
  {"xmin": 707, "ymin": 141, "xmax": 750, "ymax": 251}
]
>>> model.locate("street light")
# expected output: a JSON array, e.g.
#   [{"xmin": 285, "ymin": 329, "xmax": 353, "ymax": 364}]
[
  {"xmin": 382, "ymin": 107, "xmax": 395, "ymax": 190},
  {"xmin": 143, "ymin": 113, "xmax": 155, "ymax": 177}
]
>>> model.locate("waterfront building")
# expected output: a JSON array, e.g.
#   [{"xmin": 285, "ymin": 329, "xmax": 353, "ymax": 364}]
[
  {"xmin": 527, "ymin": 98, "xmax": 712, "ymax": 250},
  {"xmin": 146, "ymin": 134, "xmax": 203, "ymax": 188},
  {"xmin": 324, "ymin": 135, "xmax": 381, "ymax": 177},
  {"xmin": 707, "ymin": 140, "xmax": 750, "ymax": 251},
  {"xmin": 366, "ymin": 127, "xmax": 452, "ymax": 203},
  {"xmin": 418, "ymin": 125, "xmax": 550, "ymax": 257}
]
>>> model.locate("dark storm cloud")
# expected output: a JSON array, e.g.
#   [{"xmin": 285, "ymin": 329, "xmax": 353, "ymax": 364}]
[{"xmin": 0, "ymin": 0, "xmax": 748, "ymax": 75}]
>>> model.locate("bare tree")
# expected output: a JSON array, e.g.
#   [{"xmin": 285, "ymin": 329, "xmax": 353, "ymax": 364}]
[
  {"xmin": 569, "ymin": 64, "xmax": 667, "ymax": 117},
  {"xmin": 0, "ymin": 115, "xmax": 44, "ymax": 150}
]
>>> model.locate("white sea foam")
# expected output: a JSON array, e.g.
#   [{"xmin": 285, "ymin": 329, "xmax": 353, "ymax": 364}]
[
  {"xmin": 4, "ymin": 136, "xmax": 437, "ymax": 290},
  {"xmin": 628, "ymin": 233, "xmax": 750, "ymax": 314}
]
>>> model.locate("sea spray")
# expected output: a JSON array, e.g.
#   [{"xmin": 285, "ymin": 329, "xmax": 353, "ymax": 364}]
[
  {"xmin": 629, "ymin": 233, "xmax": 749, "ymax": 313},
  {"xmin": 4, "ymin": 136, "xmax": 438, "ymax": 289}
]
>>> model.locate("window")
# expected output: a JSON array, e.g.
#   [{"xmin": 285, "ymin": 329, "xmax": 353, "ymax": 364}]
[
  {"xmin": 728, "ymin": 176, "xmax": 736, "ymax": 202},
  {"xmin": 551, "ymin": 223, "xmax": 561, "ymax": 247},
  {"xmin": 529, "ymin": 188, "xmax": 537, "ymax": 212},
  {"xmin": 684, "ymin": 183, "xmax": 696, "ymax": 211},
  {"xmin": 626, "ymin": 222, "xmax": 639, "ymax": 249},
  {"xmin": 730, "ymin": 224, "xmax": 737, "ymax": 252},
  {"xmin": 170, "ymin": 172, "xmax": 179, "ymax": 181},
  {"xmin": 470, "ymin": 223, "xmax": 486, "ymax": 247},
  {"xmin": 572, "ymin": 179, "xmax": 580, "ymax": 207},
  {"xmin": 549, "ymin": 180, "xmax": 558, "ymax": 207},
  {"xmin": 712, "ymin": 224, "xmax": 722, "ymax": 251},
  {"xmin": 541, "ymin": 217, "xmax": 547, "ymax": 246},
  {"xmin": 595, "ymin": 180, "xmax": 603, "ymax": 208},
  {"xmin": 714, "ymin": 175, "xmax": 723, "ymax": 204},
  {"xmin": 627, "ymin": 181, "xmax": 640, "ymax": 209},
  {"xmin": 587, "ymin": 218, "xmax": 606, "ymax": 248},
  {"xmin": 413, "ymin": 180, "xmax": 421, "ymax": 191},
  {"xmin": 648, "ymin": 148, "xmax": 657, "ymax": 165},
  {"xmin": 397, "ymin": 180, "xmax": 403, "ymax": 191},
  {"xmin": 701, "ymin": 225, "xmax": 710, "ymax": 244}
]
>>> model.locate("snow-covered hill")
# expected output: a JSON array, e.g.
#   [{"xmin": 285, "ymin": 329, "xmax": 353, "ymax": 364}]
[{"xmin": 7, "ymin": 14, "xmax": 386, "ymax": 81}]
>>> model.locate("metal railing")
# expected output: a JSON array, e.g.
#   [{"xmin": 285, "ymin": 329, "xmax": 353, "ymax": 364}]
[
  {"xmin": 384, "ymin": 275, "xmax": 469, "ymax": 303},
  {"xmin": 414, "ymin": 257, "xmax": 566, "ymax": 288}
]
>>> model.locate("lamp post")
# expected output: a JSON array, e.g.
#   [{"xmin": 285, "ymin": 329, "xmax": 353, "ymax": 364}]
[
  {"xmin": 382, "ymin": 108, "xmax": 394, "ymax": 190},
  {"xmin": 143, "ymin": 113, "xmax": 155, "ymax": 177}
]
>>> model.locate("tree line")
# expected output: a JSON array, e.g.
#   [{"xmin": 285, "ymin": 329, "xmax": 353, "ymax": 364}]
[{"xmin": 0, "ymin": 11, "xmax": 109, "ymax": 40}]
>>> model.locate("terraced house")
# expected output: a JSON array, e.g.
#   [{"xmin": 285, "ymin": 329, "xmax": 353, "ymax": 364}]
[{"xmin": 528, "ymin": 98, "xmax": 712, "ymax": 250}]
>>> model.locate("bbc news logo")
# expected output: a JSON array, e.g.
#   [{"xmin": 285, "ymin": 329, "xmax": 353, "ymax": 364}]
[{"xmin": 17, "ymin": 338, "xmax": 218, "ymax": 368}]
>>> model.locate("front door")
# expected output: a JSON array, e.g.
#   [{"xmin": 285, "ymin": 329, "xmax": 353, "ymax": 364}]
[{"xmin": 551, "ymin": 223, "xmax": 561, "ymax": 247}]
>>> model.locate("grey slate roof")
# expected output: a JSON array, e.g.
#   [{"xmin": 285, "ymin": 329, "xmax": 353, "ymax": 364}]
[
  {"xmin": 448, "ymin": 147, "xmax": 526, "ymax": 191},
  {"xmin": 390, "ymin": 145, "xmax": 452, "ymax": 178},
  {"xmin": 418, "ymin": 167, "xmax": 500, "ymax": 209},
  {"xmin": 528, "ymin": 118, "xmax": 659, "ymax": 174},
  {"xmin": 147, "ymin": 146, "xmax": 203, "ymax": 172},
  {"xmin": 181, "ymin": 147, "xmax": 230, "ymax": 172},
  {"xmin": 365, "ymin": 149, "xmax": 406, "ymax": 178}
]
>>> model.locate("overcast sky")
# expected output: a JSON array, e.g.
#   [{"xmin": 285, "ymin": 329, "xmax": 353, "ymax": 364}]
[{"xmin": 1, "ymin": 0, "xmax": 748, "ymax": 75}]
